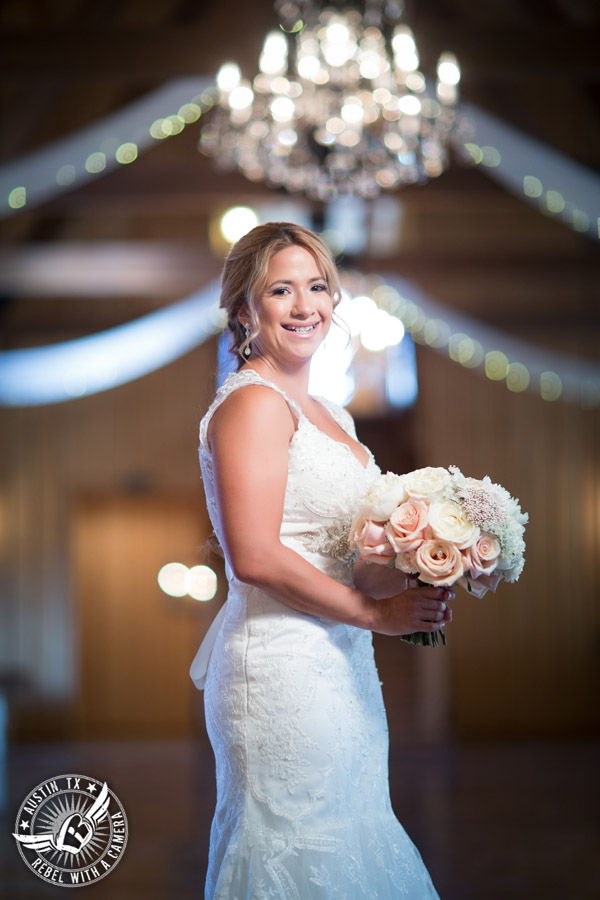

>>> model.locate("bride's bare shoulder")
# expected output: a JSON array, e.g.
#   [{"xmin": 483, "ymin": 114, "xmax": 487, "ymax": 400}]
[{"xmin": 208, "ymin": 382, "xmax": 295, "ymax": 446}]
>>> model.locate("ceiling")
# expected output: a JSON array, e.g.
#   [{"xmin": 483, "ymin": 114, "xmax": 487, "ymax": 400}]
[{"xmin": 0, "ymin": 0, "xmax": 599, "ymax": 359}]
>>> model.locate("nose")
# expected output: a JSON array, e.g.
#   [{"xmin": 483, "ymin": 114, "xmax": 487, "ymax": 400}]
[{"xmin": 291, "ymin": 288, "xmax": 315, "ymax": 317}]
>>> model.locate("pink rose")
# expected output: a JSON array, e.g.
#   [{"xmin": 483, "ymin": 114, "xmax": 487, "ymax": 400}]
[
  {"xmin": 352, "ymin": 517, "xmax": 395, "ymax": 565},
  {"xmin": 456, "ymin": 571, "xmax": 503, "ymax": 598},
  {"xmin": 385, "ymin": 499, "xmax": 429, "ymax": 552},
  {"xmin": 462, "ymin": 532, "xmax": 501, "ymax": 578},
  {"xmin": 415, "ymin": 539, "xmax": 463, "ymax": 587}
]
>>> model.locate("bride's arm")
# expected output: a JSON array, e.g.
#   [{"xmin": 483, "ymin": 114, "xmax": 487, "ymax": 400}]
[{"xmin": 209, "ymin": 384, "xmax": 451, "ymax": 636}]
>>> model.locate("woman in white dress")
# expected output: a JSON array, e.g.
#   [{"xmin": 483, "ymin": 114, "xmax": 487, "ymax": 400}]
[{"xmin": 191, "ymin": 223, "xmax": 452, "ymax": 899}]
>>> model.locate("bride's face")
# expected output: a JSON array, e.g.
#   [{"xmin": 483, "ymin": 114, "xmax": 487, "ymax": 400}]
[{"xmin": 248, "ymin": 244, "xmax": 333, "ymax": 366}]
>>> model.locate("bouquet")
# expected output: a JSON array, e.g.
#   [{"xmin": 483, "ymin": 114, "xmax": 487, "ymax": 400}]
[{"xmin": 350, "ymin": 466, "xmax": 528, "ymax": 646}]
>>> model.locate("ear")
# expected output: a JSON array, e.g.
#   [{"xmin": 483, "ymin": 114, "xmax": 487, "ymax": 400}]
[{"xmin": 237, "ymin": 305, "xmax": 250, "ymax": 325}]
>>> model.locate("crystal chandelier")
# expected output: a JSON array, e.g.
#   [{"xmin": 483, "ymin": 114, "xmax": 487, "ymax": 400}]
[{"xmin": 199, "ymin": 0, "xmax": 461, "ymax": 201}]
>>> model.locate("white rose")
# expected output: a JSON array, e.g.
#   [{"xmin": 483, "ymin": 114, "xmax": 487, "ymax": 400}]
[
  {"xmin": 428, "ymin": 500, "xmax": 480, "ymax": 549},
  {"xmin": 360, "ymin": 471, "xmax": 408, "ymax": 521},
  {"xmin": 404, "ymin": 466, "xmax": 451, "ymax": 501}
]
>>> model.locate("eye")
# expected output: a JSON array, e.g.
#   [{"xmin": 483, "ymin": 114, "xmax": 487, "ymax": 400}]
[
  {"xmin": 311, "ymin": 283, "xmax": 328, "ymax": 292},
  {"xmin": 271, "ymin": 287, "xmax": 288, "ymax": 295}
]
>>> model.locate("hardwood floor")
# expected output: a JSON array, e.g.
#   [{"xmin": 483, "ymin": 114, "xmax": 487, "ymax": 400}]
[{"xmin": 1, "ymin": 739, "xmax": 598, "ymax": 899}]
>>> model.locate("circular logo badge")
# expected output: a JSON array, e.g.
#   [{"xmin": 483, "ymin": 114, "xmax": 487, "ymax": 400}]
[{"xmin": 12, "ymin": 774, "xmax": 128, "ymax": 888}]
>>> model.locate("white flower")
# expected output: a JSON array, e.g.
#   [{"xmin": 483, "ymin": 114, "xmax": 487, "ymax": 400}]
[
  {"xmin": 501, "ymin": 557, "xmax": 525, "ymax": 582},
  {"xmin": 358, "ymin": 471, "xmax": 408, "ymax": 520},
  {"xmin": 428, "ymin": 500, "xmax": 480, "ymax": 549},
  {"xmin": 404, "ymin": 466, "xmax": 452, "ymax": 501}
]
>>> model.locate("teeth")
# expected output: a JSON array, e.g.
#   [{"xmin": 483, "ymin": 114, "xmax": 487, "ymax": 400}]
[{"xmin": 286, "ymin": 324, "xmax": 316, "ymax": 333}]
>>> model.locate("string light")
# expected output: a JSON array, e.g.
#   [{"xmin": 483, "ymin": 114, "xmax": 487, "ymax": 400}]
[
  {"xmin": 2, "ymin": 76, "xmax": 597, "ymax": 246},
  {"xmin": 1, "ymin": 79, "xmax": 214, "ymax": 217},
  {"xmin": 459, "ymin": 100, "xmax": 600, "ymax": 242},
  {"xmin": 343, "ymin": 273, "xmax": 600, "ymax": 407},
  {"xmin": 0, "ymin": 257, "xmax": 596, "ymax": 408}
]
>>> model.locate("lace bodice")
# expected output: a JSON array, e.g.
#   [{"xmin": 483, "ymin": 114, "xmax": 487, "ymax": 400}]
[{"xmin": 199, "ymin": 368, "xmax": 380, "ymax": 585}]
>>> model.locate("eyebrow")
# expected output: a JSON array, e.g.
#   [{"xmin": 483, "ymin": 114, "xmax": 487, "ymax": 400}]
[{"xmin": 266, "ymin": 276, "xmax": 326, "ymax": 289}]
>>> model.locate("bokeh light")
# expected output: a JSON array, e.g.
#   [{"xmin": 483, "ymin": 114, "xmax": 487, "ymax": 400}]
[
  {"xmin": 85, "ymin": 152, "xmax": 106, "ymax": 174},
  {"xmin": 506, "ymin": 362, "xmax": 530, "ymax": 393},
  {"xmin": 485, "ymin": 350, "xmax": 509, "ymax": 381},
  {"xmin": 8, "ymin": 186, "xmax": 26, "ymax": 209},
  {"xmin": 523, "ymin": 175, "xmax": 543, "ymax": 198},
  {"xmin": 115, "ymin": 142, "xmax": 138, "ymax": 164},
  {"xmin": 220, "ymin": 206, "xmax": 259, "ymax": 243},
  {"xmin": 546, "ymin": 190, "xmax": 565, "ymax": 214},
  {"xmin": 56, "ymin": 164, "xmax": 76, "ymax": 186},
  {"xmin": 158, "ymin": 562, "xmax": 218, "ymax": 601},
  {"xmin": 187, "ymin": 565, "xmax": 218, "ymax": 601},
  {"xmin": 157, "ymin": 562, "xmax": 189, "ymax": 598},
  {"xmin": 540, "ymin": 370, "xmax": 563, "ymax": 402}
]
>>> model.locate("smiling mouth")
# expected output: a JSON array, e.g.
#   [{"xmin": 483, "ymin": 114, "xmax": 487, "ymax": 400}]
[{"xmin": 282, "ymin": 323, "xmax": 319, "ymax": 333}]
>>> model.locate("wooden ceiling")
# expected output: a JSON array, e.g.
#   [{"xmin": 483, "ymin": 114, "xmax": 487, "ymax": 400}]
[{"xmin": 1, "ymin": 0, "xmax": 599, "ymax": 358}]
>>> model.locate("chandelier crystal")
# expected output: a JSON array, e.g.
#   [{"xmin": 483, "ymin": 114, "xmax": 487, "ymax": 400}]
[{"xmin": 199, "ymin": 0, "xmax": 461, "ymax": 200}]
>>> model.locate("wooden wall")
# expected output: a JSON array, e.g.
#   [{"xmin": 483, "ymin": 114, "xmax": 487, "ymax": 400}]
[
  {"xmin": 0, "ymin": 340, "xmax": 222, "ymax": 738},
  {"xmin": 411, "ymin": 345, "xmax": 600, "ymax": 738},
  {"xmin": 1, "ymin": 317, "xmax": 598, "ymax": 742}
]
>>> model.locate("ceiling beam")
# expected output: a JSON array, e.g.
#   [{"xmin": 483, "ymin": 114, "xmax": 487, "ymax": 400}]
[{"xmin": 0, "ymin": 25, "xmax": 599, "ymax": 82}]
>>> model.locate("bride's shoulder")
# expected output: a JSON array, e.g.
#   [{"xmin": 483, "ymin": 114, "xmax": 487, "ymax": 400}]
[{"xmin": 206, "ymin": 373, "xmax": 295, "ymax": 446}]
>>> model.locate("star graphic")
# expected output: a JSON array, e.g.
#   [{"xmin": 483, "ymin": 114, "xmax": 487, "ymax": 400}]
[
  {"xmin": 19, "ymin": 820, "xmax": 30, "ymax": 830},
  {"xmin": 86, "ymin": 783, "xmax": 98, "ymax": 794}
]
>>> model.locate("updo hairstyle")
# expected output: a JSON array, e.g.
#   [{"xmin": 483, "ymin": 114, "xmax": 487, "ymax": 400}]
[{"xmin": 219, "ymin": 222, "xmax": 342, "ymax": 367}]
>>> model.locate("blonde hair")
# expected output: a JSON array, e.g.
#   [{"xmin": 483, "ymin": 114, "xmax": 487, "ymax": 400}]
[{"xmin": 220, "ymin": 222, "xmax": 342, "ymax": 366}]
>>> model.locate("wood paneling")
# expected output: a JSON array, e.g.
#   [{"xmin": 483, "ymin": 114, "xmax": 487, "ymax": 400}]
[
  {"xmin": 73, "ymin": 494, "xmax": 210, "ymax": 738},
  {"xmin": 412, "ymin": 345, "xmax": 600, "ymax": 738},
  {"xmin": 0, "ymin": 339, "xmax": 220, "ymax": 739}
]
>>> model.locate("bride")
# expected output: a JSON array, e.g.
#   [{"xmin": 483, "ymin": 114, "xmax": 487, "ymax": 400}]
[{"xmin": 190, "ymin": 222, "xmax": 452, "ymax": 898}]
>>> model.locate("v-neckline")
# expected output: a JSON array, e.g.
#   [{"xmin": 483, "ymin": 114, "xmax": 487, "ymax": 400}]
[
  {"xmin": 231, "ymin": 368, "xmax": 372, "ymax": 472},
  {"xmin": 298, "ymin": 416, "xmax": 373, "ymax": 471}
]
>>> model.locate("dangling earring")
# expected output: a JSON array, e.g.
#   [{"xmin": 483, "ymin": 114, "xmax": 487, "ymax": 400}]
[{"xmin": 243, "ymin": 322, "xmax": 252, "ymax": 358}]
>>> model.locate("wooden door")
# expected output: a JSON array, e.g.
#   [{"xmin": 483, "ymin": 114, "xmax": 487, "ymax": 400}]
[{"xmin": 73, "ymin": 494, "xmax": 217, "ymax": 738}]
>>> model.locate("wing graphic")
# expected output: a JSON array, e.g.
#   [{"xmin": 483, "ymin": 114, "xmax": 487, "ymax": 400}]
[
  {"xmin": 85, "ymin": 781, "xmax": 110, "ymax": 825},
  {"xmin": 13, "ymin": 831, "xmax": 55, "ymax": 851}
]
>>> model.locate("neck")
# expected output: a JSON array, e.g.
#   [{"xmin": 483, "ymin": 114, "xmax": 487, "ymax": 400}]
[{"xmin": 242, "ymin": 356, "xmax": 312, "ymax": 401}]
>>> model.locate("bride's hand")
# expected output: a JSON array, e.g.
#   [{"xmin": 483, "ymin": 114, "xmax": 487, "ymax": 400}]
[
  {"xmin": 369, "ymin": 585, "xmax": 454, "ymax": 637},
  {"xmin": 352, "ymin": 557, "xmax": 411, "ymax": 599}
]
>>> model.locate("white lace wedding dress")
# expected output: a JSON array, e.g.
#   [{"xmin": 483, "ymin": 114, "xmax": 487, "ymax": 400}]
[{"xmin": 191, "ymin": 368, "xmax": 440, "ymax": 900}]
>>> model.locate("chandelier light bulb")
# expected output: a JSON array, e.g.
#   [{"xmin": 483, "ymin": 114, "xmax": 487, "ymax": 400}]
[
  {"xmin": 359, "ymin": 49, "xmax": 384, "ymax": 79},
  {"xmin": 391, "ymin": 27, "xmax": 416, "ymax": 54},
  {"xmin": 340, "ymin": 97, "xmax": 364, "ymax": 124},
  {"xmin": 271, "ymin": 96, "xmax": 296, "ymax": 122},
  {"xmin": 216, "ymin": 62, "xmax": 241, "ymax": 93},
  {"xmin": 263, "ymin": 31, "xmax": 288, "ymax": 56},
  {"xmin": 323, "ymin": 43, "xmax": 352, "ymax": 67},
  {"xmin": 437, "ymin": 52, "xmax": 461, "ymax": 86},
  {"xmin": 394, "ymin": 48, "xmax": 419, "ymax": 71},
  {"xmin": 325, "ymin": 22, "xmax": 350, "ymax": 43},
  {"xmin": 397, "ymin": 95, "xmax": 421, "ymax": 116},
  {"xmin": 297, "ymin": 55, "xmax": 320, "ymax": 79},
  {"xmin": 228, "ymin": 84, "xmax": 255, "ymax": 110}
]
